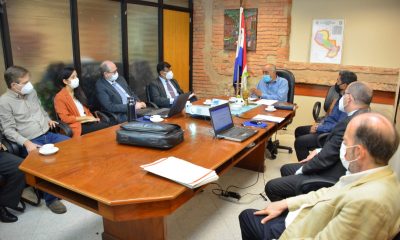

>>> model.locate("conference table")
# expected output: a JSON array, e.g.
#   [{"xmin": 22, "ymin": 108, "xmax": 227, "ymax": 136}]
[{"xmin": 19, "ymin": 102, "xmax": 295, "ymax": 240}]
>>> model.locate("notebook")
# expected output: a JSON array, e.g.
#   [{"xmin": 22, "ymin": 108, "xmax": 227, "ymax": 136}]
[
  {"xmin": 209, "ymin": 103, "xmax": 258, "ymax": 142},
  {"xmin": 146, "ymin": 92, "xmax": 191, "ymax": 118}
]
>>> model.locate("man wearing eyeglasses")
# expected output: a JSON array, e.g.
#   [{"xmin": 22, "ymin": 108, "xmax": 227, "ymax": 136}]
[
  {"xmin": 265, "ymin": 81, "xmax": 372, "ymax": 202},
  {"xmin": 96, "ymin": 60, "xmax": 147, "ymax": 123},
  {"xmin": 250, "ymin": 64, "xmax": 288, "ymax": 102},
  {"xmin": 294, "ymin": 70, "xmax": 357, "ymax": 161}
]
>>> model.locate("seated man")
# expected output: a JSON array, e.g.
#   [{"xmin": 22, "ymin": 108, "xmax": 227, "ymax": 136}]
[
  {"xmin": 250, "ymin": 64, "xmax": 288, "ymax": 102},
  {"xmin": 148, "ymin": 61, "xmax": 196, "ymax": 108},
  {"xmin": 95, "ymin": 60, "xmax": 147, "ymax": 123},
  {"xmin": 294, "ymin": 70, "xmax": 357, "ymax": 161},
  {"xmin": 239, "ymin": 112, "xmax": 400, "ymax": 240},
  {"xmin": 265, "ymin": 82, "xmax": 372, "ymax": 202},
  {"xmin": 0, "ymin": 66, "xmax": 68, "ymax": 214},
  {"xmin": 0, "ymin": 133, "xmax": 25, "ymax": 223}
]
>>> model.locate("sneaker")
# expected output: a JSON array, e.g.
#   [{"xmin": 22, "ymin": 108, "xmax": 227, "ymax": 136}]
[{"xmin": 47, "ymin": 200, "xmax": 67, "ymax": 214}]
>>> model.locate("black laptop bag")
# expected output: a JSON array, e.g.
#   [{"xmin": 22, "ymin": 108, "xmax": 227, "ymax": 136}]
[{"xmin": 116, "ymin": 121, "xmax": 184, "ymax": 149}]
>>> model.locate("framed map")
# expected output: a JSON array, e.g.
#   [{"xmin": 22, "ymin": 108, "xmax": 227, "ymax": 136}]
[
  {"xmin": 224, "ymin": 8, "xmax": 258, "ymax": 51},
  {"xmin": 310, "ymin": 19, "xmax": 344, "ymax": 64}
]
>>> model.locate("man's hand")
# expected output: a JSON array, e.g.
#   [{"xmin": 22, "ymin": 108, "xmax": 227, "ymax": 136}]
[
  {"xmin": 310, "ymin": 123, "xmax": 319, "ymax": 134},
  {"xmin": 250, "ymin": 88, "xmax": 262, "ymax": 97},
  {"xmin": 24, "ymin": 140, "xmax": 41, "ymax": 152},
  {"xmin": 300, "ymin": 149, "xmax": 318, "ymax": 163},
  {"xmin": 48, "ymin": 120, "xmax": 59, "ymax": 129},
  {"xmin": 254, "ymin": 200, "xmax": 288, "ymax": 224},
  {"xmin": 135, "ymin": 102, "xmax": 146, "ymax": 109}
]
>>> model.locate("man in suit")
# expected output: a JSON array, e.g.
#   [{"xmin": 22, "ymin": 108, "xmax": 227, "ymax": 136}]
[
  {"xmin": 294, "ymin": 70, "xmax": 357, "ymax": 161},
  {"xmin": 239, "ymin": 112, "xmax": 400, "ymax": 240},
  {"xmin": 96, "ymin": 60, "xmax": 147, "ymax": 123},
  {"xmin": 148, "ymin": 61, "xmax": 196, "ymax": 108},
  {"xmin": 0, "ymin": 132, "xmax": 25, "ymax": 223},
  {"xmin": 265, "ymin": 81, "xmax": 372, "ymax": 202}
]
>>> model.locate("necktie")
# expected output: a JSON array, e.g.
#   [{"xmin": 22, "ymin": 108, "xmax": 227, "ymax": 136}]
[
  {"xmin": 112, "ymin": 82, "xmax": 129, "ymax": 104},
  {"xmin": 166, "ymin": 80, "xmax": 176, "ymax": 98}
]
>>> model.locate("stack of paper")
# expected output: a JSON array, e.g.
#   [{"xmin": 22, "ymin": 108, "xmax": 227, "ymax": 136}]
[
  {"xmin": 252, "ymin": 114, "xmax": 285, "ymax": 123},
  {"xmin": 141, "ymin": 157, "xmax": 219, "ymax": 189},
  {"xmin": 254, "ymin": 99, "xmax": 278, "ymax": 105}
]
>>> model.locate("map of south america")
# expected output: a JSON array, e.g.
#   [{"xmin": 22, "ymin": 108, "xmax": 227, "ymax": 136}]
[{"xmin": 314, "ymin": 30, "xmax": 340, "ymax": 58}]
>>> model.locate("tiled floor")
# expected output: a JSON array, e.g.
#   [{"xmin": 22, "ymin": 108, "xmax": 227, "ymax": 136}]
[{"xmin": 0, "ymin": 133, "xmax": 297, "ymax": 240}]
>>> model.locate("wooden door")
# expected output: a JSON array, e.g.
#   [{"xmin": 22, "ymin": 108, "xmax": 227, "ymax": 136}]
[{"xmin": 163, "ymin": 10, "xmax": 190, "ymax": 92}]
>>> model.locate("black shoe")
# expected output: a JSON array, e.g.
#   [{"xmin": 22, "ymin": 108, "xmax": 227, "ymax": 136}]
[{"xmin": 0, "ymin": 206, "xmax": 18, "ymax": 223}]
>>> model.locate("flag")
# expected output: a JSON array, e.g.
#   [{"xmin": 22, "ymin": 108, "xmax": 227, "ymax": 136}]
[{"xmin": 233, "ymin": 6, "xmax": 248, "ymax": 93}]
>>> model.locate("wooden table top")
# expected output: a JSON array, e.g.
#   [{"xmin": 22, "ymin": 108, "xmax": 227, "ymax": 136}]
[{"xmin": 19, "ymin": 104, "xmax": 294, "ymax": 207}]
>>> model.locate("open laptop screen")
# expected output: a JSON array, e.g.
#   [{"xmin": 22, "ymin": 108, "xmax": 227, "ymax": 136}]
[{"xmin": 209, "ymin": 103, "xmax": 234, "ymax": 134}]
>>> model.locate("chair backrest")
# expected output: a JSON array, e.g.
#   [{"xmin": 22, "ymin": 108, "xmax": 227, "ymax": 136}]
[
  {"xmin": 323, "ymin": 85, "xmax": 340, "ymax": 112},
  {"xmin": 276, "ymin": 69, "xmax": 295, "ymax": 103}
]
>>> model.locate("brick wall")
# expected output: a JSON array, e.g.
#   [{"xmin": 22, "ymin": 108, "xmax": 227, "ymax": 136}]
[{"xmin": 192, "ymin": 0, "xmax": 399, "ymax": 98}]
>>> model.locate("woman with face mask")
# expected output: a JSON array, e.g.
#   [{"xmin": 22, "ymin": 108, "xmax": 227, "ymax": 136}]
[{"xmin": 54, "ymin": 67, "xmax": 109, "ymax": 137}]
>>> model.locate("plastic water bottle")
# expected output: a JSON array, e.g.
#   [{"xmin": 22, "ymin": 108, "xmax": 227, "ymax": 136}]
[
  {"xmin": 185, "ymin": 101, "xmax": 192, "ymax": 114},
  {"xmin": 127, "ymin": 97, "xmax": 136, "ymax": 122}
]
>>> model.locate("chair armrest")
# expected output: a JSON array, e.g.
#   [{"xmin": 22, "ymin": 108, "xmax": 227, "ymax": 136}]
[
  {"xmin": 313, "ymin": 101, "xmax": 322, "ymax": 122},
  {"xmin": 1, "ymin": 138, "xmax": 20, "ymax": 156},
  {"xmin": 295, "ymin": 178, "xmax": 336, "ymax": 195},
  {"xmin": 317, "ymin": 133, "xmax": 330, "ymax": 148},
  {"xmin": 53, "ymin": 121, "xmax": 73, "ymax": 137},
  {"xmin": 146, "ymin": 101, "xmax": 159, "ymax": 109},
  {"xmin": 97, "ymin": 111, "xmax": 119, "ymax": 125}
]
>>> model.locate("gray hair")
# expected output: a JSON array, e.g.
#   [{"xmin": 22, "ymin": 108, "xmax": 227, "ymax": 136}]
[
  {"xmin": 99, "ymin": 61, "xmax": 112, "ymax": 75},
  {"xmin": 347, "ymin": 81, "xmax": 372, "ymax": 106}
]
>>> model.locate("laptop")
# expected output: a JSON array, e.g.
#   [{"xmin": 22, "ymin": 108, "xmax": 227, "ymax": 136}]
[
  {"xmin": 209, "ymin": 103, "xmax": 258, "ymax": 142},
  {"xmin": 146, "ymin": 92, "xmax": 191, "ymax": 118}
]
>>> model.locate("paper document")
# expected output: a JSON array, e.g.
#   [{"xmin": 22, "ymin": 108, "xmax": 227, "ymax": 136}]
[
  {"xmin": 254, "ymin": 99, "xmax": 278, "ymax": 106},
  {"xmin": 252, "ymin": 114, "xmax": 285, "ymax": 123},
  {"xmin": 141, "ymin": 157, "xmax": 219, "ymax": 189}
]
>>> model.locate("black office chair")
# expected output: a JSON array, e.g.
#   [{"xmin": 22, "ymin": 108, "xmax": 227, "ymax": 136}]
[
  {"xmin": 145, "ymin": 84, "xmax": 159, "ymax": 109},
  {"xmin": 295, "ymin": 178, "xmax": 336, "ymax": 195},
  {"xmin": 313, "ymin": 86, "xmax": 340, "ymax": 122},
  {"xmin": 267, "ymin": 69, "xmax": 295, "ymax": 159}
]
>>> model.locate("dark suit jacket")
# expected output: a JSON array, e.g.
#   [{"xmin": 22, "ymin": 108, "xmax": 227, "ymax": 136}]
[
  {"xmin": 148, "ymin": 78, "xmax": 184, "ymax": 108},
  {"xmin": 302, "ymin": 109, "xmax": 369, "ymax": 179},
  {"xmin": 95, "ymin": 76, "xmax": 140, "ymax": 123}
]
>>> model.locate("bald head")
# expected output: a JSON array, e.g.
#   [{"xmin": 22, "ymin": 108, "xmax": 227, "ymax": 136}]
[
  {"xmin": 348, "ymin": 113, "xmax": 399, "ymax": 165},
  {"xmin": 100, "ymin": 60, "xmax": 118, "ymax": 80},
  {"xmin": 262, "ymin": 64, "xmax": 277, "ymax": 80}
]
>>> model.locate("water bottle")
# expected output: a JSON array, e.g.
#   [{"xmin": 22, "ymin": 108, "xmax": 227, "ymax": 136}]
[{"xmin": 127, "ymin": 97, "xmax": 136, "ymax": 122}]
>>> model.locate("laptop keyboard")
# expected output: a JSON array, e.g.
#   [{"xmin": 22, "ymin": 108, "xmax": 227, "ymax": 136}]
[
  {"xmin": 226, "ymin": 127, "xmax": 249, "ymax": 137},
  {"xmin": 148, "ymin": 108, "xmax": 169, "ymax": 116}
]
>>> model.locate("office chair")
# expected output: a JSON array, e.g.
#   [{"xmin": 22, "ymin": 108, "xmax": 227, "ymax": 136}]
[
  {"xmin": 145, "ymin": 84, "xmax": 159, "ymax": 108},
  {"xmin": 313, "ymin": 85, "xmax": 340, "ymax": 122},
  {"xmin": 267, "ymin": 69, "xmax": 295, "ymax": 159},
  {"xmin": 295, "ymin": 177, "xmax": 336, "ymax": 195}
]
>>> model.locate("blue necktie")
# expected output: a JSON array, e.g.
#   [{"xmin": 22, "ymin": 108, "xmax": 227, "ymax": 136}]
[{"xmin": 112, "ymin": 82, "xmax": 129, "ymax": 104}]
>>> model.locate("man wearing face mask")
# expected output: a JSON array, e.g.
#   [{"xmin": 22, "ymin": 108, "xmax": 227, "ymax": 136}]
[
  {"xmin": 0, "ymin": 66, "xmax": 69, "ymax": 214},
  {"xmin": 294, "ymin": 70, "xmax": 357, "ymax": 161},
  {"xmin": 239, "ymin": 112, "xmax": 400, "ymax": 240},
  {"xmin": 148, "ymin": 61, "xmax": 196, "ymax": 108},
  {"xmin": 250, "ymin": 64, "xmax": 288, "ymax": 102},
  {"xmin": 265, "ymin": 81, "xmax": 372, "ymax": 202},
  {"xmin": 96, "ymin": 60, "xmax": 147, "ymax": 123}
]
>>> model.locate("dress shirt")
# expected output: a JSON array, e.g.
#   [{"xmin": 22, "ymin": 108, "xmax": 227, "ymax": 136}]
[
  {"xmin": 0, "ymin": 89, "xmax": 50, "ymax": 145},
  {"xmin": 159, "ymin": 77, "xmax": 178, "ymax": 104},
  {"xmin": 107, "ymin": 79, "xmax": 130, "ymax": 104},
  {"xmin": 286, "ymin": 166, "xmax": 386, "ymax": 227},
  {"xmin": 255, "ymin": 76, "xmax": 288, "ymax": 102},
  {"xmin": 73, "ymin": 98, "xmax": 86, "ymax": 117}
]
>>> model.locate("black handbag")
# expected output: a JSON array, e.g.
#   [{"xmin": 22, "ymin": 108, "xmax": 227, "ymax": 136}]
[{"xmin": 116, "ymin": 121, "xmax": 184, "ymax": 149}]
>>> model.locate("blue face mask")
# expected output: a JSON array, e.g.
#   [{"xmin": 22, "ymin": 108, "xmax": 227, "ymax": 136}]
[{"xmin": 263, "ymin": 75, "xmax": 271, "ymax": 83}]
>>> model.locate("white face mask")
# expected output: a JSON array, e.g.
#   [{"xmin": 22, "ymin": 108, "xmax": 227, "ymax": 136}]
[
  {"xmin": 338, "ymin": 96, "xmax": 346, "ymax": 112},
  {"xmin": 19, "ymin": 82, "xmax": 34, "ymax": 95},
  {"xmin": 340, "ymin": 142, "xmax": 359, "ymax": 173},
  {"xmin": 109, "ymin": 72, "xmax": 118, "ymax": 82},
  {"xmin": 69, "ymin": 78, "xmax": 79, "ymax": 89},
  {"xmin": 166, "ymin": 71, "xmax": 173, "ymax": 80}
]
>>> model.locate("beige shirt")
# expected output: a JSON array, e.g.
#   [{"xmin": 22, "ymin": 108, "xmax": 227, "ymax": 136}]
[{"xmin": 0, "ymin": 89, "xmax": 50, "ymax": 145}]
